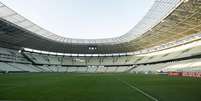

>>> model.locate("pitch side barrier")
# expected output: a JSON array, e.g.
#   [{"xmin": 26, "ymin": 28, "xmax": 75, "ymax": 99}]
[{"xmin": 168, "ymin": 72, "xmax": 201, "ymax": 78}]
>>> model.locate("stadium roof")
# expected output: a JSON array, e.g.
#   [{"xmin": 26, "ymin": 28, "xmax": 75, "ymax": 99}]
[{"xmin": 0, "ymin": 0, "xmax": 201, "ymax": 54}]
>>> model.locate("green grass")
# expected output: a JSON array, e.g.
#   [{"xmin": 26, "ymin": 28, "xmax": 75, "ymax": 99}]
[{"xmin": 0, "ymin": 73, "xmax": 201, "ymax": 101}]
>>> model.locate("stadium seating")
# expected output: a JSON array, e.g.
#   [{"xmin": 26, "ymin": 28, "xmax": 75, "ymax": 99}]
[
  {"xmin": 67, "ymin": 67, "xmax": 78, "ymax": 72},
  {"xmin": 87, "ymin": 66, "xmax": 97, "ymax": 72},
  {"xmin": 57, "ymin": 66, "xmax": 67, "ymax": 72},
  {"xmin": 0, "ymin": 47, "xmax": 31, "ymax": 63},
  {"xmin": 106, "ymin": 67, "xmax": 117, "ymax": 72},
  {"xmin": 1, "ymin": 42, "xmax": 201, "ymax": 73},
  {"xmin": 0, "ymin": 62, "xmax": 21, "ymax": 72},
  {"xmin": 8, "ymin": 63, "xmax": 36, "ymax": 72}
]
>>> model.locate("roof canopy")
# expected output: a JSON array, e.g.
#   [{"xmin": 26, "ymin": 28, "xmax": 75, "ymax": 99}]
[{"xmin": 0, "ymin": 0, "xmax": 201, "ymax": 54}]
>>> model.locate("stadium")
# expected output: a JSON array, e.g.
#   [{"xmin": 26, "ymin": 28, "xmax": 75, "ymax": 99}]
[{"xmin": 0, "ymin": 0, "xmax": 201, "ymax": 101}]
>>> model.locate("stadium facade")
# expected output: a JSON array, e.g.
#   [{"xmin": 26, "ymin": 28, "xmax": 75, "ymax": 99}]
[{"xmin": 0, "ymin": 0, "xmax": 201, "ymax": 74}]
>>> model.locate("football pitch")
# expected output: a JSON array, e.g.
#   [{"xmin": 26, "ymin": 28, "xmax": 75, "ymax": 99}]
[{"xmin": 0, "ymin": 73, "xmax": 201, "ymax": 101}]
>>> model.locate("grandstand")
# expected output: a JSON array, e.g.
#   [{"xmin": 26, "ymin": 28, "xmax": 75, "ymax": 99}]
[{"xmin": 0, "ymin": 0, "xmax": 201, "ymax": 101}]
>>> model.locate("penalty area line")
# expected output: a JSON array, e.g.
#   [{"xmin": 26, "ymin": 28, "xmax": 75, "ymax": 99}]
[{"xmin": 117, "ymin": 78, "xmax": 159, "ymax": 101}]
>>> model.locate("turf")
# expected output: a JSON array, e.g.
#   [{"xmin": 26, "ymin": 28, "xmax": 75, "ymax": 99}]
[{"xmin": 0, "ymin": 73, "xmax": 201, "ymax": 101}]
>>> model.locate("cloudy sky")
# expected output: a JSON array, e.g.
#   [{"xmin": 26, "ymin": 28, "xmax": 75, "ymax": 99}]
[{"xmin": 0, "ymin": 0, "xmax": 155, "ymax": 39}]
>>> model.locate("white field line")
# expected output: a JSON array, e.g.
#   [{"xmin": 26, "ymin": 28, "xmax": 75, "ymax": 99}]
[{"xmin": 117, "ymin": 78, "xmax": 159, "ymax": 101}]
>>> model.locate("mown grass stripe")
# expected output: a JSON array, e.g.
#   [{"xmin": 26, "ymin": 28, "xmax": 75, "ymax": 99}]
[{"xmin": 117, "ymin": 78, "xmax": 159, "ymax": 101}]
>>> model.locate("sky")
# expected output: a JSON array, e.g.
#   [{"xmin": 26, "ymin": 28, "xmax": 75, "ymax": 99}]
[{"xmin": 0, "ymin": 0, "xmax": 155, "ymax": 39}]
